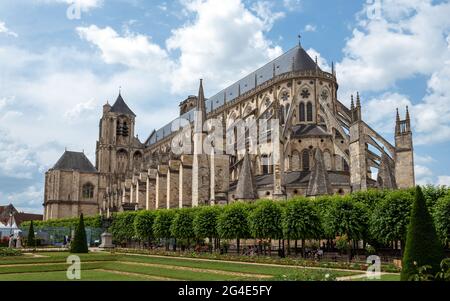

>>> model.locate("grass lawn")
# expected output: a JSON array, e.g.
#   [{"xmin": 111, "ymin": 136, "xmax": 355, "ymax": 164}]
[
  {"xmin": 352, "ymin": 274, "xmax": 401, "ymax": 281},
  {"xmin": 0, "ymin": 251, "xmax": 375, "ymax": 281},
  {"xmin": 0, "ymin": 270, "xmax": 153, "ymax": 281}
]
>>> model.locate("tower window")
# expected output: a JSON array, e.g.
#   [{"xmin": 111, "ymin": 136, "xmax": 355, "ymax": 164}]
[
  {"xmin": 307, "ymin": 102, "xmax": 313, "ymax": 122},
  {"xmin": 299, "ymin": 103, "xmax": 305, "ymax": 122},
  {"xmin": 82, "ymin": 183, "xmax": 94, "ymax": 199},
  {"xmin": 302, "ymin": 150, "xmax": 310, "ymax": 171}
]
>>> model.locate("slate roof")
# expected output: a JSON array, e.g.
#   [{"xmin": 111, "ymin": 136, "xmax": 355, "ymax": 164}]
[
  {"xmin": 111, "ymin": 93, "xmax": 136, "ymax": 117},
  {"xmin": 52, "ymin": 151, "xmax": 98, "ymax": 173},
  {"xmin": 234, "ymin": 152, "xmax": 258, "ymax": 200},
  {"xmin": 0, "ymin": 204, "xmax": 43, "ymax": 226},
  {"xmin": 231, "ymin": 170, "xmax": 350, "ymax": 190},
  {"xmin": 291, "ymin": 124, "xmax": 331, "ymax": 138},
  {"xmin": 147, "ymin": 45, "xmax": 322, "ymax": 146}
]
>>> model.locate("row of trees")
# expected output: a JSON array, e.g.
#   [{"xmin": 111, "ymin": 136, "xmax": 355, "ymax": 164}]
[{"xmin": 109, "ymin": 187, "xmax": 450, "ymax": 255}]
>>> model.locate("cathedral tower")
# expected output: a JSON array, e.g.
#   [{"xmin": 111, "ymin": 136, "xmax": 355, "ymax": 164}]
[
  {"xmin": 96, "ymin": 92, "xmax": 143, "ymax": 180},
  {"xmin": 394, "ymin": 107, "xmax": 415, "ymax": 188}
]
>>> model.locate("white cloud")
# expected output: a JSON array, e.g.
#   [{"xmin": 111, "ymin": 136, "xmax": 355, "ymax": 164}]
[
  {"xmin": 337, "ymin": 0, "xmax": 450, "ymax": 145},
  {"xmin": 437, "ymin": 176, "xmax": 450, "ymax": 186},
  {"xmin": 415, "ymin": 164, "xmax": 434, "ymax": 185},
  {"xmin": 0, "ymin": 21, "xmax": 18, "ymax": 37},
  {"xmin": 0, "ymin": 186, "xmax": 44, "ymax": 214},
  {"xmin": 306, "ymin": 48, "xmax": 330, "ymax": 71},
  {"xmin": 166, "ymin": 0, "xmax": 283, "ymax": 93},
  {"xmin": 35, "ymin": 0, "xmax": 103, "ymax": 11},
  {"xmin": 283, "ymin": 0, "xmax": 302, "ymax": 12},
  {"xmin": 304, "ymin": 24, "xmax": 317, "ymax": 32}
]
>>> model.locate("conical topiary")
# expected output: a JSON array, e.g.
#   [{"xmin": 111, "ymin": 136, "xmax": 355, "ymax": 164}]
[
  {"xmin": 27, "ymin": 221, "xmax": 36, "ymax": 248},
  {"xmin": 70, "ymin": 213, "xmax": 89, "ymax": 253},
  {"xmin": 401, "ymin": 186, "xmax": 444, "ymax": 281}
]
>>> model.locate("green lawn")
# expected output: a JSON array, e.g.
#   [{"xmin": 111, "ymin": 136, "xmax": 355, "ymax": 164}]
[
  {"xmin": 352, "ymin": 274, "xmax": 401, "ymax": 281},
  {"xmin": 0, "ymin": 251, "xmax": 380, "ymax": 281},
  {"xmin": 0, "ymin": 270, "xmax": 153, "ymax": 281}
]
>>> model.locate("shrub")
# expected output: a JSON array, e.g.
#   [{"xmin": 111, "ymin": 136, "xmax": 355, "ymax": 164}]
[
  {"xmin": 0, "ymin": 248, "xmax": 23, "ymax": 257},
  {"xmin": 134, "ymin": 210, "xmax": 156, "ymax": 244},
  {"xmin": 110, "ymin": 211, "xmax": 138, "ymax": 244},
  {"xmin": 170, "ymin": 208, "xmax": 196, "ymax": 240},
  {"xmin": 249, "ymin": 200, "xmax": 283, "ymax": 240},
  {"xmin": 217, "ymin": 202, "xmax": 251, "ymax": 254},
  {"xmin": 369, "ymin": 190, "xmax": 413, "ymax": 248},
  {"xmin": 401, "ymin": 186, "xmax": 445, "ymax": 281},
  {"xmin": 70, "ymin": 214, "xmax": 88, "ymax": 253},
  {"xmin": 193, "ymin": 206, "xmax": 220, "ymax": 241},
  {"xmin": 153, "ymin": 209, "xmax": 176, "ymax": 239},
  {"xmin": 433, "ymin": 194, "xmax": 450, "ymax": 246},
  {"xmin": 27, "ymin": 220, "xmax": 36, "ymax": 248}
]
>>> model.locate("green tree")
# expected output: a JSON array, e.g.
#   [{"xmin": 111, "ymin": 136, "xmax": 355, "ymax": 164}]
[
  {"xmin": 153, "ymin": 209, "xmax": 176, "ymax": 250},
  {"xmin": 70, "ymin": 214, "xmax": 88, "ymax": 253},
  {"xmin": 369, "ymin": 190, "xmax": 413, "ymax": 251},
  {"xmin": 325, "ymin": 196, "xmax": 368, "ymax": 260},
  {"xmin": 217, "ymin": 202, "xmax": 251, "ymax": 254},
  {"xmin": 401, "ymin": 186, "xmax": 445, "ymax": 281},
  {"xmin": 134, "ymin": 211, "xmax": 156, "ymax": 246},
  {"xmin": 421, "ymin": 185, "xmax": 449, "ymax": 208},
  {"xmin": 282, "ymin": 198, "xmax": 322, "ymax": 257},
  {"xmin": 249, "ymin": 201, "xmax": 283, "ymax": 255},
  {"xmin": 27, "ymin": 221, "xmax": 36, "ymax": 248},
  {"xmin": 193, "ymin": 206, "xmax": 220, "ymax": 251},
  {"xmin": 433, "ymin": 194, "xmax": 450, "ymax": 247},
  {"xmin": 110, "ymin": 211, "xmax": 137, "ymax": 245},
  {"xmin": 170, "ymin": 208, "xmax": 196, "ymax": 250}
]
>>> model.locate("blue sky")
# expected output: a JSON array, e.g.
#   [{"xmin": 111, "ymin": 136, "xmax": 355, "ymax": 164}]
[{"xmin": 1, "ymin": 0, "xmax": 450, "ymax": 213}]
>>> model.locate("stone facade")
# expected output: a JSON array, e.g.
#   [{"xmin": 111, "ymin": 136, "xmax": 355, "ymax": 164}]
[{"xmin": 43, "ymin": 44, "xmax": 415, "ymax": 220}]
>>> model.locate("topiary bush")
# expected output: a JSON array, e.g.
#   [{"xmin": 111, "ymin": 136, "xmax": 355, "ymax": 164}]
[
  {"xmin": 70, "ymin": 214, "xmax": 88, "ymax": 254},
  {"xmin": 401, "ymin": 186, "xmax": 445, "ymax": 281}
]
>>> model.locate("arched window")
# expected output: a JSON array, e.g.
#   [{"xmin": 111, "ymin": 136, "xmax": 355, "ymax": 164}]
[
  {"xmin": 299, "ymin": 103, "xmax": 306, "ymax": 122},
  {"xmin": 82, "ymin": 183, "xmax": 94, "ymax": 199},
  {"xmin": 291, "ymin": 151, "xmax": 300, "ymax": 170},
  {"xmin": 279, "ymin": 106, "xmax": 285, "ymax": 125},
  {"xmin": 307, "ymin": 102, "xmax": 313, "ymax": 122},
  {"xmin": 302, "ymin": 150, "xmax": 310, "ymax": 171}
]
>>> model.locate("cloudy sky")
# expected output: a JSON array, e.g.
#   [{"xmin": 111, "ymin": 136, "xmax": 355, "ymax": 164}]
[{"xmin": 1, "ymin": 0, "xmax": 450, "ymax": 213}]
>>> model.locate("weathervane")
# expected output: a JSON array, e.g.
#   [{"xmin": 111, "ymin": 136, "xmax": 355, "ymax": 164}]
[{"xmin": 298, "ymin": 34, "xmax": 302, "ymax": 47}]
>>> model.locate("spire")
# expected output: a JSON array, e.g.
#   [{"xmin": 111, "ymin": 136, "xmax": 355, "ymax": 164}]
[
  {"xmin": 111, "ymin": 92, "xmax": 136, "ymax": 116},
  {"xmin": 306, "ymin": 149, "xmax": 332, "ymax": 196},
  {"xmin": 194, "ymin": 79, "xmax": 207, "ymax": 134},
  {"xmin": 315, "ymin": 56, "xmax": 319, "ymax": 72},
  {"xmin": 235, "ymin": 151, "xmax": 258, "ymax": 201},
  {"xmin": 406, "ymin": 106, "xmax": 410, "ymax": 120},
  {"xmin": 332, "ymin": 61, "xmax": 335, "ymax": 76},
  {"xmin": 356, "ymin": 92, "xmax": 361, "ymax": 107},
  {"xmin": 395, "ymin": 108, "xmax": 400, "ymax": 134},
  {"xmin": 351, "ymin": 95, "xmax": 355, "ymax": 110},
  {"xmin": 405, "ymin": 106, "xmax": 411, "ymax": 132},
  {"xmin": 298, "ymin": 34, "xmax": 302, "ymax": 48}
]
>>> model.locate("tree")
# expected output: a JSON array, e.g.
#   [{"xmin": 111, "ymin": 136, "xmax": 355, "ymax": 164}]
[
  {"xmin": 153, "ymin": 209, "xmax": 176, "ymax": 250},
  {"xmin": 193, "ymin": 206, "xmax": 220, "ymax": 251},
  {"xmin": 421, "ymin": 185, "xmax": 449, "ymax": 208},
  {"xmin": 217, "ymin": 202, "xmax": 251, "ymax": 255},
  {"xmin": 27, "ymin": 221, "xmax": 36, "ymax": 248},
  {"xmin": 70, "ymin": 214, "xmax": 88, "ymax": 253},
  {"xmin": 282, "ymin": 198, "xmax": 322, "ymax": 257},
  {"xmin": 134, "ymin": 211, "xmax": 156, "ymax": 247},
  {"xmin": 325, "ymin": 196, "xmax": 368, "ymax": 260},
  {"xmin": 369, "ymin": 190, "xmax": 413, "ymax": 251},
  {"xmin": 110, "ymin": 211, "xmax": 137, "ymax": 246},
  {"xmin": 401, "ymin": 186, "xmax": 445, "ymax": 281},
  {"xmin": 433, "ymin": 194, "xmax": 450, "ymax": 247},
  {"xmin": 170, "ymin": 208, "xmax": 196, "ymax": 250},
  {"xmin": 249, "ymin": 201, "xmax": 283, "ymax": 256}
]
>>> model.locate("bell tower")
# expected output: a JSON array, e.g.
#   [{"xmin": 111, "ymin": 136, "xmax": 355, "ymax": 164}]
[
  {"xmin": 96, "ymin": 92, "xmax": 138, "ymax": 178},
  {"xmin": 394, "ymin": 107, "xmax": 415, "ymax": 188}
]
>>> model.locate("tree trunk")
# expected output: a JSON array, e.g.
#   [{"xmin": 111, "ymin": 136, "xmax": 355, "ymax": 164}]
[
  {"xmin": 236, "ymin": 238, "xmax": 240, "ymax": 255},
  {"xmin": 287, "ymin": 239, "xmax": 291, "ymax": 256},
  {"xmin": 294, "ymin": 240, "xmax": 298, "ymax": 255},
  {"xmin": 301, "ymin": 238, "xmax": 305, "ymax": 258},
  {"xmin": 268, "ymin": 239, "xmax": 272, "ymax": 256},
  {"xmin": 173, "ymin": 238, "xmax": 177, "ymax": 252}
]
